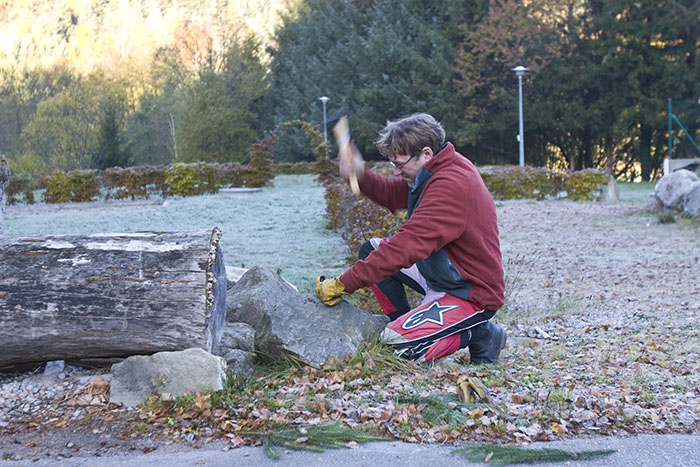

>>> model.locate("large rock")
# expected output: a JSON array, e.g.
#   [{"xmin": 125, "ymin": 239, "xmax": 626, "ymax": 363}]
[
  {"xmin": 647, "ymin": 192, "xmax": 663, "ymax": 212},
  {"xmin": 220, "ymin": 322, "xmax": 256, "ymax": 353},
  {"xmin": 221, "ymin": 349, "xmax": 255, "ymax": 375},
  {"xmin": 682, "ymin": 182, "xmax": 700, "ymax": 218},
  {"xmin": 654, "ymin": 169, "xmax": 699, "ymax": 209},
  {"xmin": 109, "ymin": 348, "xmax": 226, "ymax": 407},
  {"xmin": 226, "ymin": 266, "xmax": 388, "ymax": 367}
]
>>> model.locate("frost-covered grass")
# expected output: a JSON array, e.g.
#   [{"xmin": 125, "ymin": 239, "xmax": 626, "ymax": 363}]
[
  {"xmin": 617, "ymin": 181, "xmax": 655, "ymax": 203},
  {"xmin": 4, "ymin": 174, "xmax": 347, "ymax": 292}
]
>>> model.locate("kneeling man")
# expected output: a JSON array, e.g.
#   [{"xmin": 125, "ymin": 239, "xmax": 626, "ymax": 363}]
[{"xmin": 316, "ymin": 113, "xmax": 506, "ymax": 363}]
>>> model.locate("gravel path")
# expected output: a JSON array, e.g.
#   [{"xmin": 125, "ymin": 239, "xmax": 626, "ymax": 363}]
[{"xmin": 498, "ymin": 199, "xmax": 698, "ymax": 323}]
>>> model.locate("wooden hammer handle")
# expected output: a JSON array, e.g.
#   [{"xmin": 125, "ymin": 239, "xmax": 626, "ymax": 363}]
[{"xmin": 333, "ymin": 117, "xmax": 360, "ymax": 195}]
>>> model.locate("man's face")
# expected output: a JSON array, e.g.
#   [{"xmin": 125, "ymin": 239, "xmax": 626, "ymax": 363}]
[{"xmin": 387, "ymin": 147, "xmax": 432, "ymax": 185}]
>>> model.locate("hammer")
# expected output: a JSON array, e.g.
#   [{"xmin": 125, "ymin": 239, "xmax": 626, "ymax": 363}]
[{"xmin": 333, "ymin": 116, "xmax": 360, "ymax": 195}]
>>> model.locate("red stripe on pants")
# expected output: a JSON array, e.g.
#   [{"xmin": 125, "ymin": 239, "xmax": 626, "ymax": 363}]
[{"xmin": 370, "ymin": 284, "xmax": 396, "ymax": 315}]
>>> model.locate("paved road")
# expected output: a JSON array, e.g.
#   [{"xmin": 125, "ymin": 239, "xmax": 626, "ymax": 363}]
[{"xmin": 3, "ymin": 433, "xmax": 699, "ymax": 467}]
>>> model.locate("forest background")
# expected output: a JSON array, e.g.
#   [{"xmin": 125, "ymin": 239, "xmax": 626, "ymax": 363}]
[{"xmin": 0, "ymin": 0, "xmax": 698, "ymax": 184}]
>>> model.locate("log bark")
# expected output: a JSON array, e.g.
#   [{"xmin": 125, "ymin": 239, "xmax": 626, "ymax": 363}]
[
  {"xmin": 0, "ymin": 155, "xmax": 9, "ymax": 237},
  {"xmin": 0, "ymin": 228, "xmax": 227, "ymax": 369}
]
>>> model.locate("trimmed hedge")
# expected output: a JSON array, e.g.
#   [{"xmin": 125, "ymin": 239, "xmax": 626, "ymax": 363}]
[
  {"xmin": 102, "ymin": 165, "xmax": 169, "ymax": 200},
  {"xmin": 43, "ymin": 171, "xmax": 100, "ymax": 203},
  {"xmin": 479, "ymin": 166, "xmax": 608, "ymax": 201},
  {"xmin": 37, "ymin": 159, "xmax": 318, "ymax": 204},
  {"xmin": 5, "ymin": 175, "xmax": 40, "ymax": 205}
]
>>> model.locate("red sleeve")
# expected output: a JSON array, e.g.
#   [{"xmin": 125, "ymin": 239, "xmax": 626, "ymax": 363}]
[
  {"xmin": 358, "ymin": 169, "xmax": 408, "ymax": 212},
  {"xmin": 340, "ymin": 173, "xmax": 469, "ymax": 293}
]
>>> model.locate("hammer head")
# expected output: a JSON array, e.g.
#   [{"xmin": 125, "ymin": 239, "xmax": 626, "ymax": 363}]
[{"xmin": 326, "ymin": 108, "xmax": 350, "ymax": 125}]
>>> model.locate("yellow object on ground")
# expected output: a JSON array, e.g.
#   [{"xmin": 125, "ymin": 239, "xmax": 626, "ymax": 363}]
[{"xmin": 456, "ymin": 376, "xmax": 491, "ymax": 403}]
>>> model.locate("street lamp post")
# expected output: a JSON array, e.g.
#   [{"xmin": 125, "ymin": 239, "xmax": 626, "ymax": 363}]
[
  {"xmin": 319, "ymin": 96, "xmax": 329, "ymax": 157},
  {"xmin": 511, "ymin": 66, "xmax": 528, "ymax": 167}
]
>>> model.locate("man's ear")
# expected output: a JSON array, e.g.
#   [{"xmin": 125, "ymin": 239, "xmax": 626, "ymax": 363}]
[{"xmin": 422, "ymin": 147, "xmax": 434, "ymax": 159}]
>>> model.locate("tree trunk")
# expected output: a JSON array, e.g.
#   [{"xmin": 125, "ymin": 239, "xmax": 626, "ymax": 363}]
[
  {"xmin": 0, "ymin": 228, "xmax": 227, "ymax": 369},
  {"xmin": 0, "ymin": 155, "xmax": 9, "ymax": 237},
  {"xmin": 640, "ymin": 124, "xmax": 652, "ymax": 181}
]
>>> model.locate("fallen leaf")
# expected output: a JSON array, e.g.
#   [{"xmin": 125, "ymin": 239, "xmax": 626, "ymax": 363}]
[
  {"xmin": 88, "ymin": 375, "xmax": 110, "ymax": 396},
  {"xmin": 550, "ymin": 422, "xmax": 566, "ymax": 433}
]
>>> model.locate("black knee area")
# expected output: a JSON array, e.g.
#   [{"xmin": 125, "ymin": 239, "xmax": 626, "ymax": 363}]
[{"xmin": 358, "ymin": 240, "xmax": 375, "ymax": 260}]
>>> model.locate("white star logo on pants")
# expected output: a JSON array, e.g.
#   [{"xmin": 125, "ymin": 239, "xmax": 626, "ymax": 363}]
[{"xmin": 401, "ymin": 301, "xmax": 458, "ymax": 330}]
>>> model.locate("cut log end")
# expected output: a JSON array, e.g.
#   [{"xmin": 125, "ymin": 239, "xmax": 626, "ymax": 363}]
[{"xmin": 205, "ymin": 227, "xmax": 226, "ymax": 356}]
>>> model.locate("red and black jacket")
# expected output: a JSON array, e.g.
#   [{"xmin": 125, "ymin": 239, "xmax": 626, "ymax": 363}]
[{"xmin": 339, "ymin": 142, "xmax": 505, "ymax": 312}]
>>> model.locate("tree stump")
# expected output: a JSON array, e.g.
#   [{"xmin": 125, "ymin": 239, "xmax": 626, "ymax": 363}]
[{"xmin": 0, "ymin": 228, "xmax": 227, "ymax": 369}]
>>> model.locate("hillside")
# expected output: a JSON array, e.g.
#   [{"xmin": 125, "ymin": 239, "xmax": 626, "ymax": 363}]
[{"xmin": 0, "ymin": 0, "xmax": 295, "ymax": 73}]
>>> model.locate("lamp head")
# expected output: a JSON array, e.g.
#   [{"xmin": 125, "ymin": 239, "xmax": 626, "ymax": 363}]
[{"xmin": 511, "ymin": 66, "xmax": 529, "ymax": 77}]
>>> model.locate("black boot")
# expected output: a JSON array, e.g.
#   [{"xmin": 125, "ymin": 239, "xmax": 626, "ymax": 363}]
[{"xmin": 468, "ymin": 321, "xmax": 507, "ymax": 364}]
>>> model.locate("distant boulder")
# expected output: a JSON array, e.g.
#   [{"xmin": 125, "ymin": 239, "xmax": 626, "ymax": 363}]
[
  {"xmin": 651, "ymin": 169, "xmax": 699, "ymax": 212},
  {"xmin": 682, "ymin": 182, "xmax": 700, "ymax": 218},
  {"xmin": 226, "ymin": 266, "xmax": 388, "ymax": 368}
]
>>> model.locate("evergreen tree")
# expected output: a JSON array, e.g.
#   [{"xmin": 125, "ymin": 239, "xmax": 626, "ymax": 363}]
[
  {"xmin": 454, "ymin": 0, "xmax": 579, "ymax": 166},
  {"xmin": 264, "ymin": 0, "xmax": 485, "ymax": 161},
  {"xmin": 93, "ymin": 103, "xmax": 131, "ymax": 169},
  {"xmin": 582, "ymin": 0, "xmax": 699, "ymax": 180}
]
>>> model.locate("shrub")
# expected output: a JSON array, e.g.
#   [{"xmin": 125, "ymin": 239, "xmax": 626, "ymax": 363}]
[
  {"xmin": 43, "ymin": 170, "xmax": 100, "ymax": 203},
  {"xmin": 479, "ymin": 166, "xmax": 556, "ymax": 200},
  {"xmin": 245, "ymin": 137, "xmax": 276, "ymax": 188},
  {"xmin": 5, "ymin": 175, "xmax": 38, "ymax": 205},
  {"xmin": 564, "ymin": 169, "xmax": 608, "ymax": 200},
  {"xmin": 102, "ymin": 165, "xmax": 169, "ymax": 200},
  {"xmin": 165, "ymin": 163, "xmax": 220, "ymax": 196},
  {"xmin": 657, "ymin": 210, "xmax": 677, "ymax": 224},
  {"xmin": 479, "ymin": 166, "xmax": 607, "ymax": 201}
]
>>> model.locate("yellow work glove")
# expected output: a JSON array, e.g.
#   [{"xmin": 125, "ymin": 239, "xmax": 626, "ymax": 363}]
[
  {"xmin": 456, "ymin": 376, "xmax": 491, "ymax": 403},
  {"xmin": 315, "ymin": 276, "xmax": 348, "ymax": 306}
]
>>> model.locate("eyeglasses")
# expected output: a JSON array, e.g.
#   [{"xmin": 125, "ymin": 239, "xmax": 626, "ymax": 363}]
[{"xmin": 388, "ymin": 155, "xmax": 415, "ymax": 171}]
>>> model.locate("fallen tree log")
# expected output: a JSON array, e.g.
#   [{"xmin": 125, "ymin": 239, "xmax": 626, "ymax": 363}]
[
  {"xmin": 0, "ymin": 155, "xmax": 9, "ymax": 236},
  {"xmin": 0, "ymin": 228, "xmax": 227, "ymax": 369}
]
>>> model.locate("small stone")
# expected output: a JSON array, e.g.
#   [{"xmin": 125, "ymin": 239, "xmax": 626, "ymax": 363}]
[
  {"xmin": 44, "ymin": 360, "xmax": 65, "ymax": 375},
  {"xmin": 66, "ymin": 442, "xmax": 74, "ymax": 448}
]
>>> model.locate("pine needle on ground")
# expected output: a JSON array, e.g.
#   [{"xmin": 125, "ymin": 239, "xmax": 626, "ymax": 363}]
[
  {"xmin": 237, "ymin": 422, "xmax": 390, "ymax": 459},
  {"xmin": 398, "ymin": 394, "xmax": 488, "ymax": 427},
  {"xmin": 451, "ymin": 443, "xmax": 617, "ymax": 464}
]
